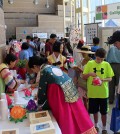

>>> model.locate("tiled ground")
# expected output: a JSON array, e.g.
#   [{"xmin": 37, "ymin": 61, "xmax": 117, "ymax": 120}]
[{"xmin": 90, "ymin": 103, "xmax": 120, "ymax": 134}]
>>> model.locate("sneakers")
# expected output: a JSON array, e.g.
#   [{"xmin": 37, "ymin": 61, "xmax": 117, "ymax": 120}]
[
  {"xmin": 102, "ymin": 130, "xmax": 108, "ymax": 134},
  {"xmin": 109, "ymin": 100, "xmax": 114, "ymax": 104},
  {"xmin": 95, "ymin": 127, "xmax": 99, "ymax": 133},
  {"xmin": 95, "ymin": 128, "xmax": 108, "ymax": 134}
]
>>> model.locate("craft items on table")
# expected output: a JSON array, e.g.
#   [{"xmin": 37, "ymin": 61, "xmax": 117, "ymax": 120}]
[
  {"xmin": 30, "ymin": 121, "xmax": 55, "ymax": 134},
  {"xmin": 6, "ymin": 94, "xmax": 13, "ymax": 109},
  {"xmin": 67, "ymin": 57, "xmax": 77, "ymax": 68},
  {"xmin": 14, "ymin": 91, "xmax": 19, "ymax": 104},
  {"xmin": 1, "ymin": 93, "xmax": 8, "ymax": 107},
  {"xmin": 17, "ymin": 84, "xmax": 31, "ymax": 92},
  {"xmin": 29, "ymin": 111, "xmax": 51, "ymax": 124},
  {"xmin": 26, "ymin": 99, "xmax": 37, "ymax": 112},
  {"xmin": 24, "ymin": 89, "xmax": 32, "ymax": 97},
  {"xmin": 92, "ymin": 77, "xmax": 102, "ymax": 86},
  {"xmin": 0, "ymin": 128, "xmax": 19, "ymax": 134},
  {"xmin": 14, "ymin": 91, "xmax": 28, "ymax": 106},
  {"xmin": 0, "ymin": 99, "xmax": 9, "ymax": 121},
  {"xmin": 10, "ymin": 106, "xmax": 27, "ymax": 123}
]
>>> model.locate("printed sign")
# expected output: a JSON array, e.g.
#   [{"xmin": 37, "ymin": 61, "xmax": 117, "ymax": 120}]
[
  {"xmin": 33, "ymin": 33, "xmax": 47, "ymax": 39},
  {"xmin": 85, "ymin": 23, "xmax": 98, "ymax": 44},
  {"xmin": 35, "ymin": 123, "xmax": 50, "ymax": 131},
  {"xmin": 96, "ymin": 2, "xmax": 120, "ymax": 20}
]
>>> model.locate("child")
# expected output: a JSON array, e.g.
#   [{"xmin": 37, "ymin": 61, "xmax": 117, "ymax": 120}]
[{"xmin": 82, "ymin": 48, "xmax": 114, "ymax": 134}]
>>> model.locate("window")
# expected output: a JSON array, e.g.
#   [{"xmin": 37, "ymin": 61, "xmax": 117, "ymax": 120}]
[
  {"xmin": 83, "ymin": 0, "xmax": 87, "ymax": 8},
  {"xmin": 90, "ymin": 0, "xmax": 102, "ymax": 12},
  {"xmin": 105, "ymin": 0, "xmax": 120, "ymax": 4}
]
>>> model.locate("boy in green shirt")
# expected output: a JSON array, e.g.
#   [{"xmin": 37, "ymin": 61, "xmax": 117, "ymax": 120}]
[{"xmin": 83, "ymin": 48, "xmax": 114, "ymax": 134}]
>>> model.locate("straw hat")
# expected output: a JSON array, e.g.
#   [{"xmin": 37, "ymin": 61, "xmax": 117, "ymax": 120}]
[{"xmin": 77, "ymin": 45, "xmax": 95, "ymax": 54}]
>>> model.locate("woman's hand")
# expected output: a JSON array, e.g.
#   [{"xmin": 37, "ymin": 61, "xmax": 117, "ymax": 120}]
[{"xmin": 20, "ymin": 79, "xmax": 26, "ymax": 84}]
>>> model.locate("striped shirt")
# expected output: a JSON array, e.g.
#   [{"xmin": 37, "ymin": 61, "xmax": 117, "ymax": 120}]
[{"xmin": 0, "ymin": 63, "xmax": 17, "ymax": 96}]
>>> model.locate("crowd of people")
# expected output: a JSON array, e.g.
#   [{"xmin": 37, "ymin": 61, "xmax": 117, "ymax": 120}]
[{"xmin": 0, "ymin": 31, "xmax": 120, "ymax": 134}]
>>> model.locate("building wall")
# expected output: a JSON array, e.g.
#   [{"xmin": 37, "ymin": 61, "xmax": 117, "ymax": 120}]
[
  {"xmin": 3, "ymin": 0, "xmax": 56, "ymax": 40},
  {"xmin": 0, "ymin": 7, "xmax": 6, "ymax": 63},
  {"xmin": 16, "ymin": 14, "xmax": 64, "ymax": 40},
  {"xmin": 3, "ymin": 0, "xmax": 74, "ymax": 40}
]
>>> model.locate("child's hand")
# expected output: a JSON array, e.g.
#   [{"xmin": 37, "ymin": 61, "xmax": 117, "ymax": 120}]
[
  {"xmin": 92, "ymin": 77, "xmax": 102, "ymax": 86},
  {"xmin": 89, "ymin": 72, "xmax": 97, "ymax": 77}
]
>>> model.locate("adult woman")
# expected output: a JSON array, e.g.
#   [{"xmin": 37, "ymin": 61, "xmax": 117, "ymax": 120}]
[
  {"xmin": 47, "ymin": 41, "xmax": 67, "ymax": 72},
  {"xmin": 28, "ymin": 56, "xmax": 97, "ymax": 134},
  {"xmin": 77, "ymin": 45, "xmax": 95, "ymax": 109},
  {"xmin": 19, "ymin": 42, "xmax": 29, "ymax": 60},
  {"xmin": 0, "ymin": 53, "xmax": 24, "ymax": 96},
  {"xmin": 73, "ymin": 39, "xmax": 84, "ymax": 67}
]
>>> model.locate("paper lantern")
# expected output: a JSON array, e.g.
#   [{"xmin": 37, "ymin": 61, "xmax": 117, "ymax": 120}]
[
  {"xmin": 26, "ymin": 99, "xmax": 37, "ymax": 112},
  {"xmin": 24, "ymin": 89, "xmax": 32, "ymax": 97},
  {"xmin": 10, "ymin": 106, "xmax": 27, "ymax": 123},
  {"xmin": 92, "ymin": 77, "xmax": 102, "ymax": 86}
]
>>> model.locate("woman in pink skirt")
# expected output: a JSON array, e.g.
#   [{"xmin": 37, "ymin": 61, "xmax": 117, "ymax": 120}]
[{"xmin": 28, "ymin": 56, "xmax": 97, "ymax": 134}]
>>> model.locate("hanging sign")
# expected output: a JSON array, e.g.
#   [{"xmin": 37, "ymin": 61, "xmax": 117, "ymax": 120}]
[{"xmin": 96, "ymin": 2, "xmax": 120, "ymax": 20}]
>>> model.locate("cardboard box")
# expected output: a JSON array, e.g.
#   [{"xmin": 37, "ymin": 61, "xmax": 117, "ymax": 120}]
[
  {"xmin": 30, "ymin": 121, "xmax": 55, "ymax": 134},
  {"xmin": 0, "ymin": 128, "xmax": 19, "ymax": 134},
  {"xmin": 29, "ymin": 111, "xmax": 51, "ymax": 124}
]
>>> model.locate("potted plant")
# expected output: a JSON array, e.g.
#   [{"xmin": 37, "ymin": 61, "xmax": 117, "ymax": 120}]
[{"xmin": 17, "ymin": 59, "xmax": 27, "ymax": 79}]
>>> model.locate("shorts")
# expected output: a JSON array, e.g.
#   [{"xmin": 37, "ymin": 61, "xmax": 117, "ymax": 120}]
[{"xmin": 88, "ymin": 98, "xmax": 109, "ymax": 115}]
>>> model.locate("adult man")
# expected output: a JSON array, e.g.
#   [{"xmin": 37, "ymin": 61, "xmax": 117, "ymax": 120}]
[
  {"xmin": 33, "ymin": 36, "xmax": 39, "ymax": 56},
  {"xmin": 26, "ymin": 36, "xmax": 35, "ymax": 57},
  {"xmin": 45, "ymin": 34, "xmax": 57, "ymax": 57},
  {"xmin": 106, "ymin": 30, "xmax": 120, "ymax": 104}
]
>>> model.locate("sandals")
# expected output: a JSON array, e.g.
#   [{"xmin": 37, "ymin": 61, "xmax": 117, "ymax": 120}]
[{"xmin": 95, "ymin": 127, "xmax": 99, "ymax": 132}]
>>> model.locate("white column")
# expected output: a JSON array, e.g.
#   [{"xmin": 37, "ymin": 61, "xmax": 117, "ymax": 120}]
[
  {"xmin": 70, "ymin": 0, "xmax": 73, "ymax": 25},
  {"xmin": 63, "ymin": 0, "xmax": 66, "ymax": 37},
  {"xmin": 80, "ymin": 0, "xmax": 83, "ymax": 39},
  {"xmin": 87, "ymin": 0, "xmax": 90, "ymax": 23}
]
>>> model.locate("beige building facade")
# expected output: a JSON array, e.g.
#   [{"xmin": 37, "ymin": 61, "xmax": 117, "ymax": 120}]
[
  {"xmin": 3, "ymin": 0, "xmax": 74, "ymax": 40},
  {"xmin": 0, "ymin": 6, "xmax": 6, "ymax": 63},
  {"xmin": 3, "ymin": 0, "xmax": 66, "ymax": 40}
]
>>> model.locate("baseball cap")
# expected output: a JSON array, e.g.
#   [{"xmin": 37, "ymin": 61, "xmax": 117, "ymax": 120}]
[{"xmin": 108, "ymin": 30, "xmax": 120, "ymax": 44}]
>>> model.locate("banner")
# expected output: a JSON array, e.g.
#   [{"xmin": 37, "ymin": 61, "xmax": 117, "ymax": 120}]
[
  {"xmin": 96, "ymin": 3, "xmax": 120, "ymax": 20},
  {"xmin": 70, "ymin": 28, "xmax": 81, "ymax": 44},
  {"xmin": 85, "ymin": 23, "xmax": 98, "ymax": 44},
  {"xmin": 33, "ymin": 33, "xmax": 47, "ymax": 39}
]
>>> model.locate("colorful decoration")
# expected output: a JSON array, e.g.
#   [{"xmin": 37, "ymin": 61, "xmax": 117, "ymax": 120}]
[
  {"xmin": 69, "ymin": 57, "xmax": 74, "ymax": 63},
  {"xmin": 67, "ymin": 57, "xmax": 76, "ymax": 68},
  {"xmin": 10, "ymin": 106, "xmax": 27, "ymax": 123},
  {"xmin": 92, "ymin": 77, "xmax": 102, "ymax": 86},
  {"xmin": 6, "ymin": 95, "xmax": 13, "ymax": 108},
  {"xmin": 26, "ymin": 99, "xmax": 37, "ymax": 112},
  {"xmin": 24, "ymin": 89, "xmax": 32, "ymax": 97}
]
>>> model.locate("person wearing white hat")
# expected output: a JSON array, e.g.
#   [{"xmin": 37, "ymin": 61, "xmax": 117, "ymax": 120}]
[{"xmin": 106, "ymin": 30, "xmax": 120, "ymax": 104}]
